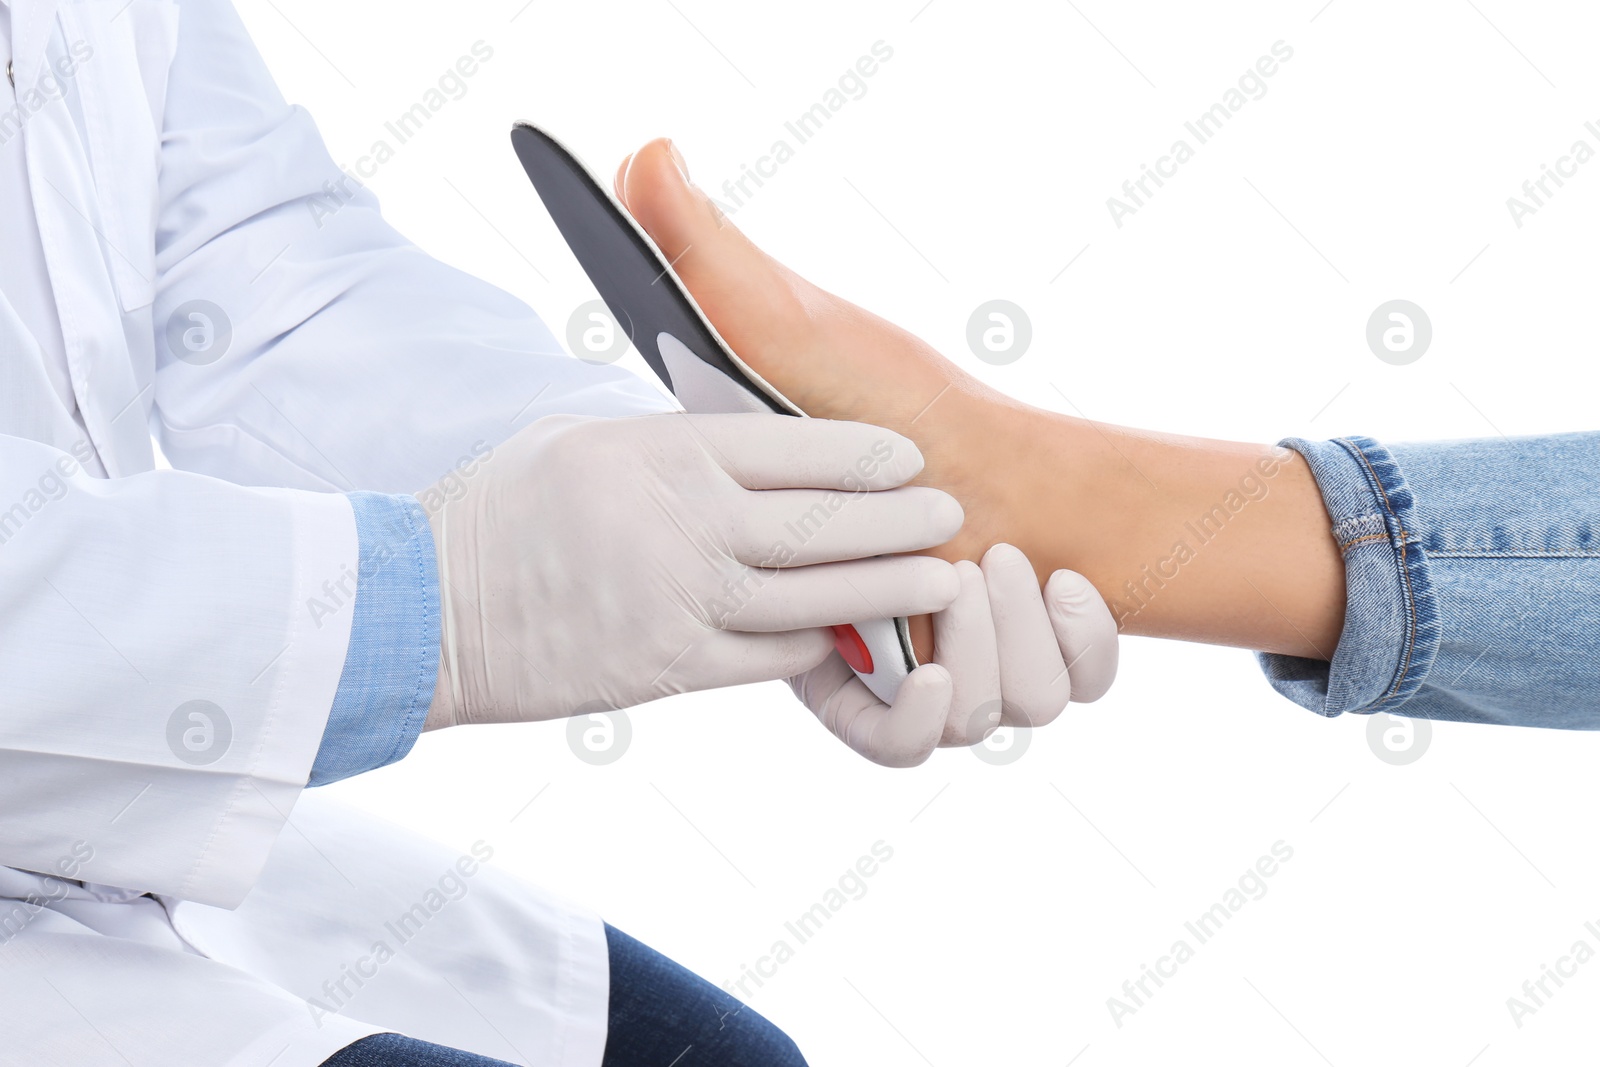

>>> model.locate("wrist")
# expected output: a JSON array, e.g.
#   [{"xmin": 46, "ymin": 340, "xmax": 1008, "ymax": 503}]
[
  {"xmin": 415, "ymin": 489, "xmax": 457, "ymax": 732},
  {"xmin": 423, "ymin": 651, "xmax": 455, "ymax": 731}
]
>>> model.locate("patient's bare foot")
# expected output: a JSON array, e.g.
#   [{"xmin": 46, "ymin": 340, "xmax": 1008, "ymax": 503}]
[
  {"xmin": 614, "ymin": 140, "xmax": 1349, "ymax": 661},
  {"xmin": 615, "ymin": 140, "xmax": 1049, "ymax": 659}
]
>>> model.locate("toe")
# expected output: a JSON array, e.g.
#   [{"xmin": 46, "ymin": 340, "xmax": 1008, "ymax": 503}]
[
  {"xmin": 612, "ymin": 151, "xmax": 635, "ymax": 203},
  {"xmin": 620, "ymin": 138, "xmax": 724, "ymax": 267},
  {"xmin": 620, "ymin": 137, "xmax": 816, "ymax": 383}
]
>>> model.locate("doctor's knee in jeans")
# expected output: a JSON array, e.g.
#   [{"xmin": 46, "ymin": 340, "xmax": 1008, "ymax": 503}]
[
  {"xmin": 320, "ymin": 1034, "xmax": 514, "ymax": 1066},
  {"xmin": 601, "ymin": 924, "xmax": 809, "ymax": 1065},
  {"xmin": 320, "ymin": 924, "xmax": 808, "ymax": 1067}
]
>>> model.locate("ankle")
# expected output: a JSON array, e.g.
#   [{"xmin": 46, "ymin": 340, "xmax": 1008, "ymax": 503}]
[{"xmin": 1000, "ymin": 404, "xmax": 1143, "ymax": 586}]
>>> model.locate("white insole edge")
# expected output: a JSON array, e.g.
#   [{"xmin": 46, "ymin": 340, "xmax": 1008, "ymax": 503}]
[{"xmin": 658, "ymin": 332, "xmax": 914, "ymax": 704}]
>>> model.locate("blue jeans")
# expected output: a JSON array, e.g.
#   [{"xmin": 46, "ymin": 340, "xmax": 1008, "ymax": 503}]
[
  {"xmin": 320, "ymin": 924, "xmax": 806, "ymax": 1066},
  {"xmin": 1260, "ymin": 432, "xmax": 1600, "ymax": 725}
]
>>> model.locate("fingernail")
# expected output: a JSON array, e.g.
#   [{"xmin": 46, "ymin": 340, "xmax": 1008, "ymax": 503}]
[
  {"xmin": 982, "ymin": 542, "xmax": 1028, "ymax": 570},
  {"xmin": 1047, "ymin": 569, "xmax": 1093, "ymax": 608},
  {"xmin": 929, "ymin": 492, "xmax": 965, "ymax": 538},
  {"xmin": 614, "ymin": 152, "xmax": 635, "ymax": 201},
  {"xmin": 667, "ymin": 139, "xmax": 690, "ymax": 183}
]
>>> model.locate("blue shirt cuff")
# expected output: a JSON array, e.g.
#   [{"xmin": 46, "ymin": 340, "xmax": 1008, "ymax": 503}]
[{"xmin": 308, "ymin": 491, "xmax": 440, "ymax": 786}]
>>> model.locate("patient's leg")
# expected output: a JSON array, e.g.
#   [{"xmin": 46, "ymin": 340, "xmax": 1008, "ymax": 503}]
[{"xmin": 616, "ymin": 140, "xmax": 1344, "ymax": 660}]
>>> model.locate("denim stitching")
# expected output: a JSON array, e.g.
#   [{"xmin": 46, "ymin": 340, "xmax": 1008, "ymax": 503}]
[
  {"xmin": 1339, "ymin": 532, "xmax": 1390, "ymax": 552},
  {"xmin": 1342, "ymin": 440, "xmax": 1421, "ymax": 707},
  {"xmin": 1332, "ymin": 513, "xmax": 1386, "ymax": 544},
  {"xmin": 381, "ymin": 496, "xmax": 433, "ymax": 767},
  {"xmin": 1427, "ymin": 551, "xmax": 1600, "ymax": 559}
]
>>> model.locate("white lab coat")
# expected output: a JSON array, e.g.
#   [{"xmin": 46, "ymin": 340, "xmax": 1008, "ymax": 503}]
[{"xmin": 0, "ymin": 0, "xmax": 673, "ymax": 1062}]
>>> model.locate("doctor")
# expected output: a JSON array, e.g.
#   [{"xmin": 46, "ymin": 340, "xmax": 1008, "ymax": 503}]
[{"xmin": 0, "ymin": 0, "xmax": 1118, "ymax": 1064}]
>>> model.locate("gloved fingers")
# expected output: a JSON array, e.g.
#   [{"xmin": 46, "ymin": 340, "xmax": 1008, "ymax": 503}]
[
  {"xmin": 1044, "ymin": 569, "xmax": 1120, "ymax": 703},
  {"xmin": 678, "ymin": 414, "xmax": 926, "ymax": 491},
  {"xmin": 661, "ymin": 627, "xmax": 836, "ymax": 694},
  {"xmin": 726, "ymin": 485, "xmax": 962, "ymax": 566},
  {"xmin": 720, "ymin": 556, "xmax": 959, "ymax": 632},
  {"xmin": 932, "ymin": 560, "xmax": 1003, "ymax": 747},
  {"xmin": 983, "ymin": 543, "xmax": 1073, "ymax": 727},
  {"xmin": 790, "ymin": 654, "xmax": 951, "ymax": 767}
]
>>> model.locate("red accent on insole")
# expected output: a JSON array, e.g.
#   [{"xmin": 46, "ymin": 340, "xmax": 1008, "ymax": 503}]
[{"xmin": 830, "ymin": 624, "xmax": 873, "ymax": 674}]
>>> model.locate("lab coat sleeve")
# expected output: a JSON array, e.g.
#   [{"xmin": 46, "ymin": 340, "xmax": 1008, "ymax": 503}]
[
  {"xmin": 0, "ymin": 434, "xmax": 358, "ymax": 907},
  {"xmin": 148, "ymin": 0, "xmax": 676, "ymax": 495}
]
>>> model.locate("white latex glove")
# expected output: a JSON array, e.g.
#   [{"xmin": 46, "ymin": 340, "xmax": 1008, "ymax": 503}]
[
  {"xmin": 789, "ymin": 543, "xmax": 1119, "ymax": 767},
  {"xmin": 417, "ymin": 412, "xmax": 964, "ymax": 729}
]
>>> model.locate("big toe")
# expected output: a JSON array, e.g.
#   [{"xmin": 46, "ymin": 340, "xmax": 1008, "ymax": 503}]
[
  {"xmin": 616, "ymin": 138, "xmax": 713, "ymax": 263},
  {"xmin": 616, "ymin": 139, "xmax": 812, "ymax": 370}
]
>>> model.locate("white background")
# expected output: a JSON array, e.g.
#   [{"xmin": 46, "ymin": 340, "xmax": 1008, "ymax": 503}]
[{"xmin": 238, "ymin": 0, "xmax": 1600, "ymax": 1062}]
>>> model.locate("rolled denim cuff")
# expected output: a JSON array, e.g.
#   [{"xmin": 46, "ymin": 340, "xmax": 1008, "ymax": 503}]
[
  {"xmin": 308, "ymin": 492, "xmax": 440, "ymax": 786},
  {"xmin": 1256, "ymin": 436, "xmax": 1441, "ymax": 717}
]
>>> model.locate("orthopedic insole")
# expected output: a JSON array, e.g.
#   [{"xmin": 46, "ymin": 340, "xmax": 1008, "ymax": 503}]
[{"xmin": 510, "ymin": 122, "xmax": 916, "ymax": 703}]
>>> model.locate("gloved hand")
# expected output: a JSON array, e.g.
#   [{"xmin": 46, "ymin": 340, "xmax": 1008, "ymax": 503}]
[
  {"xmin": 416, "ymin": 412, "xmax": 964, "ymax": 729},
  {"xmin": 789, "ymin": 543, "xmax": 1118, "ymax": 767}
]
